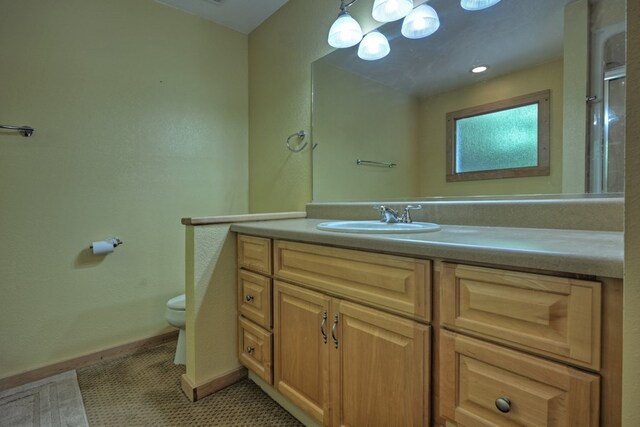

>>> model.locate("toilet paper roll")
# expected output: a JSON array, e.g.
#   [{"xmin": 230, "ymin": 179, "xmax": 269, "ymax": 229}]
[{"xmin": 91, "ymin": 240, "xmax": 114, "ymax": 255}]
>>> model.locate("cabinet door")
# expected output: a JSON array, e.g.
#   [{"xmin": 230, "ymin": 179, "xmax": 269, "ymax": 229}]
[
  {"xmin": 330, "ymin": 300, "xmax": 430, "ymax": 427},
  {"xmin": 439, "ymin": 330, "xmax": 600, "ymax": 427},
  {"xmin": 274, "ymin": 281, "xmax": 331, "ymax": 425}
]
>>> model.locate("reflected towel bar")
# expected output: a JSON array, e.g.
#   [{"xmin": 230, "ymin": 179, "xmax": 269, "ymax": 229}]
[
  {"xmin": 356, "ymin": 159, "xmax": 397, "ymax": 168},
  {"xmin": 0, "ymin": 124, "xmax": 34, "ymax": 137}
]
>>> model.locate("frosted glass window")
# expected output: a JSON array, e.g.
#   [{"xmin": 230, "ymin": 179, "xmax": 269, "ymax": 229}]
[
  {"xmin": 446, "ymin": 91, "xmax": 550, "ymax": 182},
  {"xmin": 456, "ymin": 104, "xmax": 538, "ymax": 173}
]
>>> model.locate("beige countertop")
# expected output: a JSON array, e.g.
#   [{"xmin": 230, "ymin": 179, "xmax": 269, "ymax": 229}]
[{"xmin": 231, "ymin": 218, "xmax": 623, "ymax": 278}]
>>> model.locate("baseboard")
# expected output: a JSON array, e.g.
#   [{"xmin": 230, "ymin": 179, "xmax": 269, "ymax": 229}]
[
  {"xmin": 181, "ymin": 366, "xmax": 248, "ymax": 402},
  {"xmin": 0, "ymin": 330, "xmax": 178, "ymax": 391}
]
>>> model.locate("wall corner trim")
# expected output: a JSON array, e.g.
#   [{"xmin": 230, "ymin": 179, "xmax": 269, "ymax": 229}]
[{"xmin": 181, "ymin": 367, "xmax": 248, "ymax": 402}]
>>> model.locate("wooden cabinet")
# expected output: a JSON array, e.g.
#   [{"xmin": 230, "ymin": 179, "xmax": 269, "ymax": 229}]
[
  {"xmin": 238, "ymin": 234, "xmax": 272, "ymax": 275},
  {"xmin": 330, "ymin": 300, "xmax": 430, "ymax": 427},
  {"xmin": 238, "ymin": 269, "xmax": 272, "ymax": 330},
  {"xmin": 237, "ymin": 236, "xmax": 274, "ymax": 385},
  {"xmin": 238, "ymin": 316, "xmax": 273, "ymax": 383},
  {"xmin": 439, "ymin": 330, "xmax": 600, "ymax": 426},
  {"xmin": 440, "ymin": 263, "xmax": 602, "ymax": 369},
  {"xmin": 273, "ymin": 281, "xmax": 430, "ymax": 427},
  {"xmin": 274, "ymin": 281, "xmax": 331, "ymax": 424},
  {"xmin": 268, "ymin": 239, "xmax": 431, "ymax": 426},
  {"xmin": 274, "ymin": 240, "xmax": 431, "ymax": 322},
  {"xmin": 234, "ymin": 235, "xmax": 618, "ymax": 426},
  {"xmin": 438, "ymin": 262, "xmax": 617, "ymax": 427}
]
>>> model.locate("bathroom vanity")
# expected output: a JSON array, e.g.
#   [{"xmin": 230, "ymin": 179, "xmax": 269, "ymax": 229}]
[{"xmin": 231, "ymin": 215, "xmax": 622, "ymax": 426}]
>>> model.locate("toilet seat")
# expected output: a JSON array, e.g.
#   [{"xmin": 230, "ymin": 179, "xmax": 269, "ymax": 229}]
[{"xmin": 167, "ymin": 294, "xmax": 185, "ymax": 310}]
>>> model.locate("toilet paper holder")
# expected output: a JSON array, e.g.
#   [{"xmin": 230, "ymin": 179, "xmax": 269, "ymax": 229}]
[{"xmin": 90, "ymin": 237, "xmax": 123, "ymax": 250}]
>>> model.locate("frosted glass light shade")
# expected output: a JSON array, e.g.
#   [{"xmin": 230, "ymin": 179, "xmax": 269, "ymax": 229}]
[
  {"xmin": 372, "ymin": 0, "xmax": 413, "ymax": 22},
  {"xmin": 401, "ymin": 4, "xmax": 440, "ymax": 39},
  {"xmin": 460, "ymin": 0, "xmax": 502, "ymax": 11},
  {"xmin": 358, "ymin": 31, "xmax": 390, "ymax": 61},
  {"xmin": 328, "ymin": 11, "xmax": 363, "ymax": 48}
]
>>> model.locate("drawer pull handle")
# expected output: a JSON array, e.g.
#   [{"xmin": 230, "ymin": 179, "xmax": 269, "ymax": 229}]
[
  {"xmin": 246, "ymin": 346, "xmax": 255, "ymax": 354},
  {"xmin": 495, "ymin": 397, "xmax": 511, "ymax": 413},
  {"xmin": 331, "ymin": 314, "xmax": 339, "ymax": 349},
  {"xmin": 245, "ymin": 295, "xmax": 254, "ymax": 302},
  {"xmin": 321, "ymin": 312, "xmax": 328, "ymax": 344}
]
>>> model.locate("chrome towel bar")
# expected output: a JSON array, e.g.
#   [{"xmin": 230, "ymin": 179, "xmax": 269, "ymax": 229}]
[
  {"xmin": 356, "ymin": 159, "xmax": 397, "ymax": 168},
  {"xmin": 1, "ymin": 124, "xmax": 34, "ymax": 137}
]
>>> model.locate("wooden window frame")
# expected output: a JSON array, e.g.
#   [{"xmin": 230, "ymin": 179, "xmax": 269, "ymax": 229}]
[{"xmin": 446, "ymin": 90, "xmax": 551, "ymax": 182}]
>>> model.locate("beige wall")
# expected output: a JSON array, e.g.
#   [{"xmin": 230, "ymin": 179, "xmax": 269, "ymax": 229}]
[
  {"xmin": 248, "ymin": 0, "xmax": 383, "ymax": 212},
  {"xmin": 624, "ymin": 0, "xmax": 640, "ymax": 424},
  {"xmin": 184, "ymin": 225, "xmax": 239, "ymax": 385},
  {"xmin": 0, "ymin": 0, "xmax": 248, "ymax": 379},
  {"xmin": 418, "ymin": 60, "xmax": 564, "ymax": 197},
  {"xmin": 312, "ymin": 62, "xmax": 420, "ymax": 202}
]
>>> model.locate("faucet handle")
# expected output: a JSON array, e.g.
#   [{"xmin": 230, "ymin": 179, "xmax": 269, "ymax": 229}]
[{"xmin": 402, "ymin": 205, "xmax": 422, "ymax": 223}]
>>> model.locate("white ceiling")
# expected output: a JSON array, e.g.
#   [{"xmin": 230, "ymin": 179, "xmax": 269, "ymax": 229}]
[{"xmin": 155, "ymin": 0, "xmax": 289, "ymax": 34}]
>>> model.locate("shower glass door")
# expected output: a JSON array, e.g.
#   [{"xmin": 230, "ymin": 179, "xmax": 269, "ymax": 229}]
[{"xmin": 603, "ymin": 68, "xmax": 626, "ymax": 193}]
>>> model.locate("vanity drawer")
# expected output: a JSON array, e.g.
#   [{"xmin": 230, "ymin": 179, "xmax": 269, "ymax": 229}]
[
  {"xmin": 238, "ymin": 269, "xmax": 272, "ymax": 330},
  {"xmin": 439, "ymin": 330, "xmax": 600, "ymax": 427},
  {"xmin": 238, "ymin": 316, "xmax": 273, "ymax": 384},
  {"xmin": 274, "ymin": 240, "xmax": 430, "ymax": 322},
  {"xmin": 238, "ymin": 235, "xmax": 272, "ymax": 275},
  {"xmin": 440, "ymin": 263, "xmax": 602, "ymax": 369}
]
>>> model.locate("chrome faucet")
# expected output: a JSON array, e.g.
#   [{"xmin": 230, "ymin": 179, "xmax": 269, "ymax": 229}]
[
  {"xmin": 374, "ymin": 205, "xmax": 400, "ymax": 223},
  {"xmin": 374, "ymin": 205, "xmax": 422, "ymax": 223}
]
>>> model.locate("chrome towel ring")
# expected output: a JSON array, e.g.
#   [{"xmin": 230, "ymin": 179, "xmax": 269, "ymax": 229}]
[{"xmin": 286, "ymin": 130, "xmax": 308, "ymax": 152}]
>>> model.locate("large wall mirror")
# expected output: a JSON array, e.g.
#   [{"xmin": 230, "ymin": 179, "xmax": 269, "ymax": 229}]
[{"xmin": 311, "ymin": 0, "xmax": 626, "ymax": 202}]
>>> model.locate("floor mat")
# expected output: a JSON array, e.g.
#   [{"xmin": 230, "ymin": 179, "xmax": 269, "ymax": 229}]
[{"xmin": 0, "ymin": 371, "xmax": 89, "ymax": 427}]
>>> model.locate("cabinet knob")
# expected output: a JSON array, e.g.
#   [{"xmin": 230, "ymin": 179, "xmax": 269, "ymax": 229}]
[
  {"xmin": 245, "ymin": 295, "xmax": 254, "ymax": 302},
  {"xmin": 246, "ymin": 346, "xmax": 255, "ymax": 354},
  {"xmin": 495, "ymin": 397, "xmax": 511, "ymax": 413}
]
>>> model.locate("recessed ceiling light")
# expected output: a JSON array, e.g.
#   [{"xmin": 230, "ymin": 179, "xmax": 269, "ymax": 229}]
[{"xmin": 471, "ymin": 65, "xmax": 489, "ymax": 73}]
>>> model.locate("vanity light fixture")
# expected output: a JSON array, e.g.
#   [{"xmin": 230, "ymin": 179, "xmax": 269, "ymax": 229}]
[
  {"xmin": 471, "ymin": 65, "xmax": 489, "ymax": 73},
  {"xmin": 372, "ymin": 0, "xmax": 414, "ymax": 23},
  {"xmin": 327, "ymin": 0, "xmax": 443, "ymax": 59},
  {"xmin": 401, "ymin": 4, "xmax": 440, "ymax": 39},
  {"xmin": 460, "ymin": 0, "xmax": 502, "ymax": 11},
  {"xmin": 328, "ymin": 0, "xmax": 363, "ymax": 48},
  {"xmin": 358, "ymin": 31, "xmax": 391, "ymax": 60}
]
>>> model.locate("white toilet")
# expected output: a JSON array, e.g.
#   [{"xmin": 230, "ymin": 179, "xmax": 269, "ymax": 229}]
[{"xmin": 165, "ymin": 294, "xmax": 186, "ymax": 365}]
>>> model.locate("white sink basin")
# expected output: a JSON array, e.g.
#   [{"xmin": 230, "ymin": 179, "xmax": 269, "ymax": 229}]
[{"xmin": 316, "ymin": 220, "xmax": 441, "ymax": 234}]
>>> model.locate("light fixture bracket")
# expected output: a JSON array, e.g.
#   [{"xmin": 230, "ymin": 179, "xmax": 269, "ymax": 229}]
[{"xmin": 340, "ymin": 0, "xmax": 360, "ymax": 12}]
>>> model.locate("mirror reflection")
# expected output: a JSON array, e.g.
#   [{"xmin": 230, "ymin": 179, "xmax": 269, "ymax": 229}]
[{"xmin": 312, "ymin": 0, "xmax": 626, "ymax": 202}]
